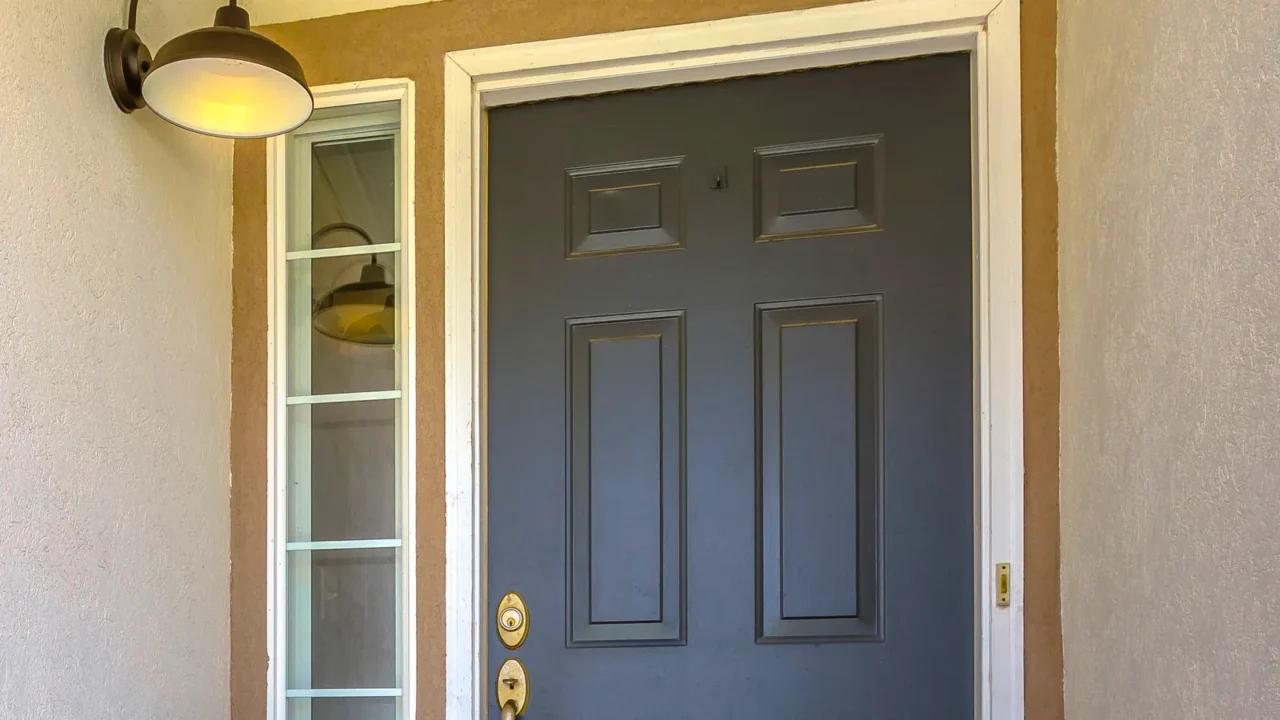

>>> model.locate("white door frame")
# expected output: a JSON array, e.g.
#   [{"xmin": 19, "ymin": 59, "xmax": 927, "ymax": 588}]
[{"xmin": 442, "ymin": 1, "xmax": 1024, "ymax": 718}]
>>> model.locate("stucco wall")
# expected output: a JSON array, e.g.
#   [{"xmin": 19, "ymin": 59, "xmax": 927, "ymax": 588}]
[
  {"xmin": 243, "ymin": 0, "xmax": 443, "ymax": 25},
  {"xmin": 1059, "ymin": 1, "xmax": 1280, "ymax": 717},
  {"xmin": 232, "ymin": 1, "xmax": 1060, "ymax": 717},
  {"xmin": 0, "ymin": 2, "xmax": 232, "ymax": 718}
]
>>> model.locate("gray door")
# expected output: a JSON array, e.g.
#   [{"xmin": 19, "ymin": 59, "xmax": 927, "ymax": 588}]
[{"xmin": 487, "ymin": 54, "xmax": 974, "ymax": 719}]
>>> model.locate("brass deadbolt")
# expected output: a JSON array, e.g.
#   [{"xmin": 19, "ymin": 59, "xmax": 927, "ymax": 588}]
[
  {"xmin": 496, "ymin": 591, "xmax": 529, "ymax": 649},
  {"xmin": 500, "ymin": 607, "xmax": 524, "ymax": 632}
]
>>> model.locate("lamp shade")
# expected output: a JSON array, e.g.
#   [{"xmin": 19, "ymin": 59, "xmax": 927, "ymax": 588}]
[
  {"xmin": 141, "ymin": 5, "xmax": 312, "ymax": 138},
  {"xmin": 313, "ymin": 263, "xmax": 397, "ymax": 346}
]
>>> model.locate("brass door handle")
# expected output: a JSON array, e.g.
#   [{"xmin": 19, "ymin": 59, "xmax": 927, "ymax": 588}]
[{"xmin": 496, "ymin": 658, "xmax": 529, "ymax": 717}]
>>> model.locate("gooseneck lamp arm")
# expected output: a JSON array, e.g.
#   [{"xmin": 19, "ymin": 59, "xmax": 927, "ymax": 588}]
[
  {"xmin": 312, "ymin": 223, "xmax": 380, "ymax": 265},
  {"xmin": 127, "ymin": 0, "xmax": 239, "ymax": 32}
]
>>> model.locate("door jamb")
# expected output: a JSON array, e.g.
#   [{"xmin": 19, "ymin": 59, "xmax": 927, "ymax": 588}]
[{"xmin": 442, "ymin": 1, "xmax": 1024, "ymax": 717}]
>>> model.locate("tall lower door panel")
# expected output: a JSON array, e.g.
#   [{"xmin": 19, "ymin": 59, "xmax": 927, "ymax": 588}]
[{"xmin": 488, "ymin": 55, "xmax": 975, "ymax": 718}]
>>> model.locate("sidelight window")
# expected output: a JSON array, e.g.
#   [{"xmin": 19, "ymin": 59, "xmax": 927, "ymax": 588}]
[{"xmin": 268, "ymin": 83, "xmax": 416, "ymax": 720}]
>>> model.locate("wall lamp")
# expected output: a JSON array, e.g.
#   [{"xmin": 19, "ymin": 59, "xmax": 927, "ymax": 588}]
[{"xmin": 104, "ymin": 0, "xmax": 313, "ymax": 139}]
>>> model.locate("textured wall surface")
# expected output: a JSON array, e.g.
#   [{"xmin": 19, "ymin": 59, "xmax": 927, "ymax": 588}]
[
  {"xmin": 0, "ymin": 2, "xmax": 232, "ymax": 719},
  {"xmin": 242, "ymin": 0, "xmax": 441, "ymax": 25},
  {"xmin": 1059, "ymin": 1, "xmax": 1280, "ymax": 717},
  {"xmin": 232, "ymin": 1, "xmax": 1060, "ymax": 717}
]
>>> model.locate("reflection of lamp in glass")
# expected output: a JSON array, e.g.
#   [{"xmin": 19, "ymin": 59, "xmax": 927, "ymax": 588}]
[{"xmin": 311, "ymin": 223, "xmax": 395, "ymax": 346}]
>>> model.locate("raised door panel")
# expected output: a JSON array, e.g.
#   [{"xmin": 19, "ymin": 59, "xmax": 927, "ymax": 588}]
[
  {"xmin": 755, "ymin": 136, "xmax": 883, "ymax": 242},
  {"xmin": 567, "ymin": 312, "xmax": 686, "ymax": 646},
  {"xmin": 566, "ymin": 158, "xmax": 684, "ymax": 257},
  {"xmin": 756, "ymin": 297, "xmax": 882, "ymax": 642}
]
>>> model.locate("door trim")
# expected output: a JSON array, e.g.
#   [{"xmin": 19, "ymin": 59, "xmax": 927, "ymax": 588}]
[{"xmin": 442, "ymin": 1, "xmax": 1024, "ymax": 717}]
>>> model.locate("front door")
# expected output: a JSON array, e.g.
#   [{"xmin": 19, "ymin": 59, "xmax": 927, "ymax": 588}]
[{"xmin": 487, "ymin": 54, "xmax": 974, "ymax": 718}]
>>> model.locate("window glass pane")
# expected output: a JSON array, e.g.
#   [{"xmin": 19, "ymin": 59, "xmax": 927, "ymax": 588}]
[
  {"xmin": 287, "ymin": 254, "xmax": 398, "ymax": 397},
  {"xmin": 289, "ymin": 698, "xmax": 399, "ymax": 720},
  {"xmin": 291, "ymin": 136, "xmax": 396, "ymax": 252},
  {"xmin": 288, "ymin": 400, "xmax": 398, "ymax": 543},
  {"xmin": 281, "ymin": 102, "xmax": 406, "ymax": 718},
  {"xmin": 287, "ymin": 548, "xmax": 399, "ymax": 690}
]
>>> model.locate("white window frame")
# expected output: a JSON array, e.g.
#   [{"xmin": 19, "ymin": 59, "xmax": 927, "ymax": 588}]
[
  {"xmin": 266, "ymin": 78, "xmax": 417, "ymax": 720},
  {"xmin": 442, "ymin": 0, "xmax": 1023, "ymax": 718}
]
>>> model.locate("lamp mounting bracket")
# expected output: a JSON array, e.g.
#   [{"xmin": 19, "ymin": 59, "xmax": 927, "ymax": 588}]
[{"xmin": 104, "ymin": 0, "xmax": 150, "ymax": 114}]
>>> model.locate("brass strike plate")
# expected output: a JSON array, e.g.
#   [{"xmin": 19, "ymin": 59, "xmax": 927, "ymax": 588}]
[
  {"xmin": 496, "ymin": 591, "xmax": 529, "ymax": 650},
  {"xmin": 996, "ymin": 563, "xmax": 1011, "ymax": 607},
  {"xmin": 496, "ymin": 657, "xmax": 529, "ymax": 715}
]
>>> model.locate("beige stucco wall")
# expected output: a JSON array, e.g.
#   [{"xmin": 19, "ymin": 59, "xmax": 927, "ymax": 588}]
[
  {"xmin": 0, "ymin": 2, "xmax": 232, "ymax": 718},
  {"xmin": 1058, "ymin": 1, "xmax": 1280, "ymax": 716}
]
